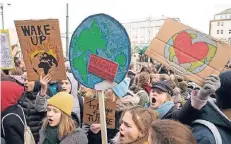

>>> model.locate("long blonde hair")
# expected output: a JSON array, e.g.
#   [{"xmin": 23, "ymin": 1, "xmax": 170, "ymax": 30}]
[{"xmin": 42, "ymin": 111, "xmax": 77, "ymax": 140}]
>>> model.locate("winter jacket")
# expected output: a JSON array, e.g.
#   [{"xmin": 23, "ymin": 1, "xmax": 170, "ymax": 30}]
[
  {"xmin": 130, "ymin": 85, "xmax": 149, "ymax": 107},
  {"xmin": 39, "ymin": 127, "xmax": 88, "ymax": 144},
  {"xmin": 88, "ymin": 93, "xmax": 139, "ymax": 144},
  {"xmin": 18, "ymin": 81, "xmax": 51, "ymax": 142},
  {"xmin": 191, "ymin": 98, "xmax": 231, "ymax": 144},
  {"xmin": 157, "ymin": 95, "xmax": 207, "ymax": 125},
  {"xmin": 1, "ymin": 81, "xmax": 25, "ymax": 144},
  {"xmin": 1, "ymin": 105, "xmax": 24, "ymax": 144}
]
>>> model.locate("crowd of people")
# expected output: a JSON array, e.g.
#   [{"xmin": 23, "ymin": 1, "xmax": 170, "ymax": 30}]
[{"xmin": 1, "ymin": 57, "xmax": 231, "ymax": 144}]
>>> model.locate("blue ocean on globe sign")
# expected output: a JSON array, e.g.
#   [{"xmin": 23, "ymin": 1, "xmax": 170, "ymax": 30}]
[{"xmin": 69, "ymin": 13, "xmax": 131, "ymax": 90}]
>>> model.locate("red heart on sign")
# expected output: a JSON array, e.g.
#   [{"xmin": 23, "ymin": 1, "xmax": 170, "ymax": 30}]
[{"xmin": 173, "ymin": 31, "xmax": 209, "ymax": 64}]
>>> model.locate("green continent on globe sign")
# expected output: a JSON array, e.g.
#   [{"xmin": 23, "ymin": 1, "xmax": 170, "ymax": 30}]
[{"xmin": 72, "ymin": 20, "xmax": 107, "ymax": 83}]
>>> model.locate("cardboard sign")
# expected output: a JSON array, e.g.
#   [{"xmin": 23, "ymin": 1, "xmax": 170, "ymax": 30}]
[
  {"xmin": 88, "ymin": 54, "xmax": 118, "ymax": 82},
  {"xmin": 83, "ymin": 97, "xmax": 116, "ymax": 129},
  {"xmin": 0, "ymin": 29, "xmax": 15, "ymax": 69},
  {"xmin": 145, "ymin": 18, "xmax": 231, "ymax": 86},
  {"xmin": 15, "ymin": 19, "xmax": 66, "ymax": 81}
]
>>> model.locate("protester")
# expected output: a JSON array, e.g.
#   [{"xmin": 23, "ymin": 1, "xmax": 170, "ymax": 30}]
[
  {"xmin": 111, "ymin": 106, "xmax": 158, "ymax": 144},
  {"xmin": 18, "ymin": 72, "xmax": 52, "ymax": 142},
  {"xmin": 148, "ymin": 120, "xmax": 197, "ymax": 144},
  {"xmin": 87, "ymin": 78, "xmax": 136, "ymax": 144},
  {"xmin": 38, "ymin": 92, "xmax": 88, "ymax": 144},
  {"xmin": 35, "ymin": 72, "xmax": 84, "ymax": 128},
  {"xmin": 149, "ymin": 75, "xmax": 221, "ymax": 125},
  {"xmin": 130, "ymin": 72, "xmax": 150, "ymax": 107},
  {"xmin": 1, "ymin": 81, "xmax": 25, "ymax": 144},
  {"xmin": 191, "ymin": 70, "xmax": 231, "ymax": 144}
]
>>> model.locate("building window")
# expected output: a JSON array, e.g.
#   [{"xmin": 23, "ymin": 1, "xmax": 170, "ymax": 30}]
[
  {"xmin": 221, "ymin": 22, "xmax": 224, "ymax": 26},
  {"xmin": 229, "ymin": 30, "xmax": 231, "ymax": 34},
  {"xmin": 220, "ymin": 15, "xmax": 223, "ymax": 19},
  {"xmin": 230, "ymin": 15, "xmax": 231, "ymax": 19},
  {"xmin": 217, "ymin": 30, "xmax": 219, "ymax": 34},
  {"xmin": 217, "ymin": 22, "xmax": 220, "ymax": 26},
  {"xmin": 221, "ymin": 30, "xmax": 223, "ymax": 34}
]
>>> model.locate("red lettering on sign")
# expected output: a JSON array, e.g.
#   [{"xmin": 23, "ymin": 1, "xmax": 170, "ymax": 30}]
[{"xmin": 88, "ymin": 54, "xmax": 118, "ymax": 82}]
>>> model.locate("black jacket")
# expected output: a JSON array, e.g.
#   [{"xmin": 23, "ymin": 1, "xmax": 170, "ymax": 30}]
[
  {"xmin": 87, "ymin": 111, "xmax": 122, "ymax": 144},
  {"xmin": 1, "ymin": 105, "xmax": 24, "ymax": 144},
  {"xmin": 18, "ymin": 81, "xmax": 51, "ymax": 142},
  {"xmin": 163, "ymin": 99, "xmax": 202, "ymax": 125},
  {"xmin": 191, "ymin": 99, "xmax": 231, "ymax": 144}
]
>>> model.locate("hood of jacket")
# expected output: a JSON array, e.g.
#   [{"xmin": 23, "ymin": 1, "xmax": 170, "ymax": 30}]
[
  {"xmin": 200, "ymin": 98, "xmax": 231, "ymax": 130},
  {"xmin": 1, "ymin": 81, "xmax": 24, "ymax": 112}
]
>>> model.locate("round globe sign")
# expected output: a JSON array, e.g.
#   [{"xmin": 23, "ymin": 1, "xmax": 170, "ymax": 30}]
[{"xmin": 69, "ymin": 13, "xmax": 131, "ymax": 90}]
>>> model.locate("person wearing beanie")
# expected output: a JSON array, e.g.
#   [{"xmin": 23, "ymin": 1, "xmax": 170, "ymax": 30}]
[
  {"xmin": 191, "ymin": 70, "xmax": 231, "ymax": 144},
  {"xmin": 149, "ymin": 74, "xmax": 221, "ymax": 125},
  {"xmin": 1, "ymin": 81, "xmax": 25, "ymax": 144},
  {"xmin": 39, "ymin": 92, "xmax": 88, "ymax": 144},
  {"xmin": 35, "ymin": 72, "xmax": 84, "ymax": 128}
]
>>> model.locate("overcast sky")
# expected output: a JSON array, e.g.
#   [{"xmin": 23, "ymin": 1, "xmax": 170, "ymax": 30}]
[{"xmin": 1, "ymin": 0, "xmax": 231, "ymax": 45}]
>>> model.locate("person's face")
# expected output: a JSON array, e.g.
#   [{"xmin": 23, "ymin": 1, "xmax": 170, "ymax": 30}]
[
  {"xmin": 23, "ymin": 72, "xmax": 35, "ymax": 92},
  {"xmin": 47, "ymin": 105, "xmax": 62, "ymax": 127},
  {"xmin": 60, "ymin": 80, "xmax": 71, "ymax": 93},
  {"xmin": 119, "ymin": 111, "xmax": 142, "ymax": 144},
  {"xmin": 149, "ymin": 88, "xmax": 170, "ymax": 109}
]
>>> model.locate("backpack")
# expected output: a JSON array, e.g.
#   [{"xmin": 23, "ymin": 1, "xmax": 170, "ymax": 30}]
[
  {"xmin": 2, "ymin": 105, "xmax": 36, "ymax": 144},
  {"xmin": 192, "ymin": 119, "xmax": 222, "ymax": 144}
]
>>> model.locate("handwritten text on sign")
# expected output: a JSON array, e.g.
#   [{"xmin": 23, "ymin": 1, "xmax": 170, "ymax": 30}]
[
  {"xmin": 88, "ymin": 54, "xmax": 118, "ymax": 82},
  {"xmin": 83, "ymin": 97, "xmax": 116, "ymax": 129},
  {"xmin": 0, "ymin": 30, "xmax": 14, "ymax": 69}
]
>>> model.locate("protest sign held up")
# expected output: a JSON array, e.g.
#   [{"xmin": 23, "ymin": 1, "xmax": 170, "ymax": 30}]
[
  {"xmin": 15, "ymin": 19, "xmax": 66, "ymax": 81},
  {"xmin": 0, "ymin": 29, "xmax": 15, "ymax": 70},
  {"xmin": 83, "ymin": 97, "xmax": 116, "ymax": 129},
  {"xmin": 145, "ymin": 18, "xmax": 231, "ymax": 86}
]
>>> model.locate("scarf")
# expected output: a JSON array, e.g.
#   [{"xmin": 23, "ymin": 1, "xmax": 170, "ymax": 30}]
[
  {"xmin": 43, "ymin": 125, "xmax": 60, "ymax": 144},
  {"xmin": 142, "ymin": 83, "xmax": 151, "ymax": 94},
  {"xmin": 155, "ymin": 101, "xmax": 174, "ymax": 119}
]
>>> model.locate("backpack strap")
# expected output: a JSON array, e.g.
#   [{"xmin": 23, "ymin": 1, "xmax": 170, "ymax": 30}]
[
  {"xmin": 1, "ymin": 105, "xmax": 26, "ymax": 137},
  {"xmin": 193, "ymin": 119, "xmax": 222, "ymax": 144}
]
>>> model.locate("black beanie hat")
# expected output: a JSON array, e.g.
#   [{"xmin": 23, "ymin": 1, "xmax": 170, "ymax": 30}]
[{"xmin": 215, "ymin": 70, "xmax": 231, "ymax": 109}]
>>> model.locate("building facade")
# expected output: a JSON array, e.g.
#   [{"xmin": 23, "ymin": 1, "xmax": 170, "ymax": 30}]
[
  {"xmin": 209, "ymin": 8, "xmax": 231, "ymax": 44},
  {"xmin": 122, "ymin": 16, "xmax": 180, "ymax": 47}
]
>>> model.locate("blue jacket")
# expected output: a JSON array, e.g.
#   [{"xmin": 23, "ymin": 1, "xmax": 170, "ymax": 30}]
[{"xmin": 191, "ymin": 99, "xmax": 231, "ymax": 144}]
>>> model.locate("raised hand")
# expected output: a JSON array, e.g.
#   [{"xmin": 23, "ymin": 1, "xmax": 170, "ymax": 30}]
[
  {"xmin": 197, "ymin": 75, "xmax": 221, "ymax": 100},
  {"xmin": 40, "ymin": 73, "xmax": 52, "ymax": 96}
]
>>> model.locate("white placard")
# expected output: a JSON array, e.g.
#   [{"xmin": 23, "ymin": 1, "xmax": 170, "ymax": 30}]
[{"xmin": 0, "ymin": 29, "xmax": 14, "ymax": 69}]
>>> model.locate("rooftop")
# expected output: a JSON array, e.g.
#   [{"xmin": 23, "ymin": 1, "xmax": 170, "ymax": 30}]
[{"xmin": 216, "ymin": 8, "xmax": 231, "ymax": 15}]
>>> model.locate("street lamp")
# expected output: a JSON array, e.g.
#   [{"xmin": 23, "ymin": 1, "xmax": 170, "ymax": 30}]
[{"xmin": 0, "ymin": 3, "xmax": 11, "ymax": 29}]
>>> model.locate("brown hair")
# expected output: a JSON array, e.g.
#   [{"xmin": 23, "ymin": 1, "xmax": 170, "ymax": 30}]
[
  {"xmin": 140, "ymin": 66, "xmax": 151, "ymax": 73},
  {"xmin": 9, "ymin": 67, "xmax": 23, "ymax": 75},
  {"xmin": 120, "ymin": 106, "xmax": 158, "ymax": 144},
  {"xmin": 138, "ymin": 72, "xmax": 150, "ymax": 87},
  {"xmin": 42, "ymin": 111, "xmax": 77, "ymax": 140},
  {"xmin": 149, "ymin": 120, "xmax": 197, "ymax": 144},
  {"xmin": 159, "ymin": 74, "xmax": 170, "ymax": 81}
]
